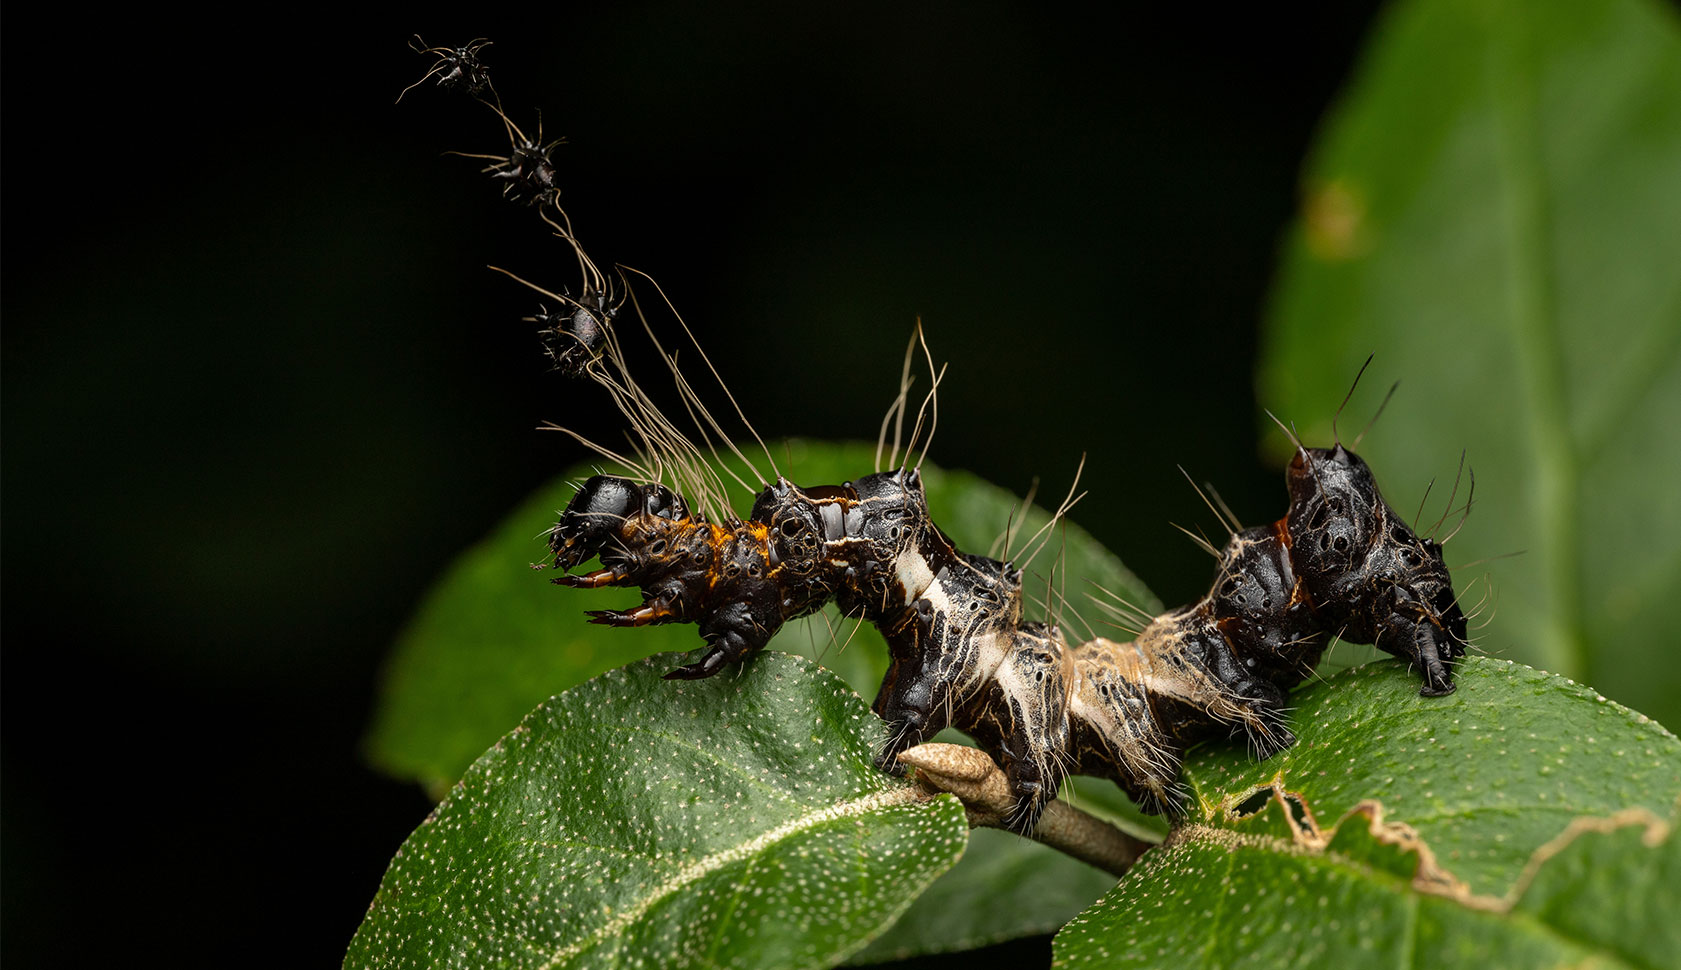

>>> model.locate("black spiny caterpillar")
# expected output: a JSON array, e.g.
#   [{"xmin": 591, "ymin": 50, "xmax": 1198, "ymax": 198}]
[
  {"xmin": 404, "ymin": 40, "xmax": 1473, "ymax": 834},
  {"xmin": 551, "ymin": 436, "xmax": 1471, "ymax": 830}
]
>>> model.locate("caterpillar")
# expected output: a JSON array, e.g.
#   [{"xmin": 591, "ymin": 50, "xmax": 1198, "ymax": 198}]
[
  {"xmin": 404, "ymin": 42, "xmax": 1474, "ymax": 834},
  {"xmin": 551, "ymin": 432, "xmax": 1472, "ymax": 830}
]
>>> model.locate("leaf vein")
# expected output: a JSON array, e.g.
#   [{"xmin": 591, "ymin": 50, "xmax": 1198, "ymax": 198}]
[{"xmin": 535, "ymin": 786, "xmax": 925, "ymax": 969}]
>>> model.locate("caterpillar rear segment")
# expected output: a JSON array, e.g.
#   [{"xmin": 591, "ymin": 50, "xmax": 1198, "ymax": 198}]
[{"xmin": 549, "ymin": 445, "xmax": 1469, "ymax": 834}]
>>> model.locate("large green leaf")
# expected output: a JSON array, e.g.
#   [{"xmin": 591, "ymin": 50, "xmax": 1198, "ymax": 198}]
[
  {"xmin": 364, "ymin": 439, "xmax": 1161, "ymax": 960},
  {"xmin": 1503, "ymin": 809, "xmax": 1681, "ymax": 968},
  {"xmin": 1179, "ymin": 659, "xmax": 1681, "ymax": 894},
  {"xmin": 1057, "ymin": 803, "xmax": 1678, "ymax": 969},
  {"xmin": 1053, "ymin": 658, "xmax": 1681, "ymax": 967},
  {"xmin": 1258, "ymin": 0, "xmax": 1681, "ymax": 727},
  {"xmin": 346, "ymin": 652, "xmax": 969, "ymax": 970}
]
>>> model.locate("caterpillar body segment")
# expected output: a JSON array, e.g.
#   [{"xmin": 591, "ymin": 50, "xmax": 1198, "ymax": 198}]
[
  {"xmin": 1207, "ymin": 521, "xmax": 1323, "ymax": 691},
  {"xmin": 1063, "ymin": 637, "xmax": 1188, "ymax": 815},
  {"xmin": 871, "ymin": 546, "xmax": 1027, "ymax": 779},
  {"xmin": 1284, "ymin": 445, "xmax": 1467, "ymax": 695},
  {"xmin": 953, "ymin": 622, "xmax": 1077, "ymax": 831}
]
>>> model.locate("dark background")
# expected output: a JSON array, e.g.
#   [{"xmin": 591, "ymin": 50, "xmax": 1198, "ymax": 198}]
[{"xmin": 4, "ymin": 4, "xmax": 1380, "ymax": 965}]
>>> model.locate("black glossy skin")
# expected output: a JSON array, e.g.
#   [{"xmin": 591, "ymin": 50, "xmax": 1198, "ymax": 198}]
[
  {"xmin": 548, "ymin": 472, "xmax": 929, "ymax": 682},
  {"xmin": 397, "ymin": 33, "xmax": 1469, "ymax": 832},
  {"xmin": 752, "ymin": 468, "xmax": 1008, "ymax": 756},
  {"xmin": 873, "ymin": 550, "xmax": 1024, "ymax": 768},
  {"xmin": 830, "ymin": 470, "xmax": 931, "ymax": 623},
  {"xmin": 548, "ymin": 475, "xmax": 653, "ymax": 569},
  {"xmin": 1064, "ymin": 650, "xmax": 1183, "ymax": 815},
  {"xmin": 550, "ymin": 469, "xmax": 1034, "ymax": 813},
  {"xmin": 1285, "ymin": 445, "xmax": 1466, "ymax": 695},
  {"xmin": 764, "ymin": 469, "xmax": 1052, "ymax": 830},
  {"xmin": 1054, "ymin": 521, "xmax": 1318, "ymax": 818},
  {"xmin": 1210, "ymin": 521, "xmax": 1322, "ymax": 689}
]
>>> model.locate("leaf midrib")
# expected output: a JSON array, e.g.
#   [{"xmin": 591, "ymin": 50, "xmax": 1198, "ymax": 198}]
[{"xmin": 535, "ymin": 786, "xmax": 931, "ymax": 970}]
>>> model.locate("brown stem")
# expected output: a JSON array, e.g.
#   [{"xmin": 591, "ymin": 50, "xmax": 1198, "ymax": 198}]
[{"xmin": 897, "ymin": 743, "xmax": 1153, "ymax": 877}]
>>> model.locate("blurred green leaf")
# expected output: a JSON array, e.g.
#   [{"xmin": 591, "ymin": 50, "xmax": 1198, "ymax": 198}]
[
  {"xmin": 346, "ymin": 652, "xmax": 969, "ymax": 970},
  {"xmin": 845, "ymin": 830, "xmax": 1120, "ymax": 964},
  {"xmin": 1053, "ymin": 658, "xmax": 1681, "ymax": 967},
  {"xmin": 1259, "ymin": 0, "xmax": 1681, "ymax": 726}
]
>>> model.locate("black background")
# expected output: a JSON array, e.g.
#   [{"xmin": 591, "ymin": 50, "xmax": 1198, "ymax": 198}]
[{"xmin": 4, "ymin": 4, "xmax": 1380, "ymax": 965}]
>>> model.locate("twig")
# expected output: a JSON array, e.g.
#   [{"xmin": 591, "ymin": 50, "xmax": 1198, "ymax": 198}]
[{"xmin": 898, "ymin": 743, "xmax": 1152, "ymax": 877}]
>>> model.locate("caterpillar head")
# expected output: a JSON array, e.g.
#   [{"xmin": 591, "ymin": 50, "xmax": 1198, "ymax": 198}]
[
  {"xmin": 1285, "ymin": 445, "xmax": 1466, "ymax": 695},
  {"xmin": 551, "ymin": 476, "xmax": 685, "ymax": 569}
]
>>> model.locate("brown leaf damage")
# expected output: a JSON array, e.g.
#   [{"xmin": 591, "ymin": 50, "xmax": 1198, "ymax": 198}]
[{"xmin": 1182, "ymin": 780, "xmax": 1673, "ymax": 914}]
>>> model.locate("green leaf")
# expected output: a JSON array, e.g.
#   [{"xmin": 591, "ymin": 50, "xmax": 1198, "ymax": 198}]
[
  {"xmin": 1258, "ymin": 0, "xmax": 1681, "ymax": 727},
  {"xmin": 346, "ymin": 652, "xmax": 969, "ymax": 970},
  {"xmin": 1179, "ymin": 658, "xmax": 1680, "ymax": 893},
  {"xmin": 1505, "ymin": 809, "xmax": 1681, "ymax": 968},
  {"xmin": 364, "ymin": 439, "xmax": 1161, "ymax": 959},
  {"xmin": 1057, "ymin": 805, "xmax": 1678, "ymax": 969},
  {"xmin": 1052, "ymin": 658, "xmax": 1681, "ymax": 967}
]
